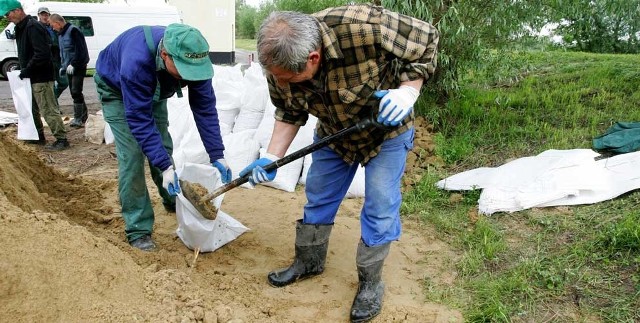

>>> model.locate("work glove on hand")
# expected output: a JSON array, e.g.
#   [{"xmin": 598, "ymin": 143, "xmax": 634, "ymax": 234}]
[
  {"xmin": 238, "ymin": 152, "xmax": 278, "ymax": 186},
  {"xmin": 212, "ymin": 158, "xmax": 232, "ymax": 184},
  {"xmin": 66, "ymin": 65, "xmax": 74, "ymax": 75},
  {"xmin": 374, "ymin": 85, "xmax": 420, "ymax": 127},
  {"xmin": 162, "ymin": 167, "xmax": 181, "ymax": 196}
]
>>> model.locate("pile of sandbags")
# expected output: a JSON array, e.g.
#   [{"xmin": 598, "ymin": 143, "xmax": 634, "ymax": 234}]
[{"xmin": 168, "ymin": 63, "xmax": 365, "ymax": 198}]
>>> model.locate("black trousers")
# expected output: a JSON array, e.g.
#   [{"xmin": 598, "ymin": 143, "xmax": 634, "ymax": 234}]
[{"xmin": 67, "ymin": 66, "xmax": 87, "ymax": 105}]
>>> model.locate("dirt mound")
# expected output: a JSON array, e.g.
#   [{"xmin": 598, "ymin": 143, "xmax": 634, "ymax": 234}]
[{"xmin": 0, "ymin": 125, "xmax": 462, "ymax": 322}]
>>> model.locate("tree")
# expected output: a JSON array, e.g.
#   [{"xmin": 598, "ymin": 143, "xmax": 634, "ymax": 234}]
[
  {"xmin": 546, "ymin": 0, "xmax": 640, "ymax": 53},
  {"xmin": 380, "ymin": 0, "xmax": 549, "ymax": 102}
]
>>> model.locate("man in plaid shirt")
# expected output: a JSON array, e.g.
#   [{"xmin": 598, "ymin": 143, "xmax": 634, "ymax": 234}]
[{"xmin": 239, "ymin": 4, "xmax": 438, "ymax": 321}]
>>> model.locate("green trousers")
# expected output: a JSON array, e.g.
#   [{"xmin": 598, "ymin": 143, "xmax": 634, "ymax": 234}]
[
  {"xmin": 32, "ymin": 82, "xmax": 67, "ymax": 140},
  {"xmin": 94, "ymin": 75, "xmax": 175, "ymax": 242}
]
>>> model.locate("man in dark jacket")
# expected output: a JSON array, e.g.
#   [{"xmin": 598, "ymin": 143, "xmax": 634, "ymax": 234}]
[
  {"xmin": 37, "ymin": 7, "xmax": 67, "ymax": 99},
  {"xmin": 95, "ymin": 23, "xmax": 231, "ymax": 251},
  {"xmin": 50, "ymin": 13, "xmax": 89, "ymax": 128},
  {"xmin": 2, "ymin": 0, "xmax": 69, "ymax": 150}
]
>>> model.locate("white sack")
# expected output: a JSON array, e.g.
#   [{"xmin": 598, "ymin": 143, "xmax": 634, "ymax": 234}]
[
  {"xmin": 222, "ymin": 130, "xmax": 260, "ymax": 189},
  {"xmin": 260, "ymin": 147, "xmax": 303, "ymax": 192},
  {"xmin": 104, "ymin": 123, "xmax": 114, "ymax": 144},
  {"xmin": 167, "ymin": 89, "xmax": 211, "ymax": 169},
  {"xmin": 176, "ymin": 162, "xmax": 249, "ymax": 252},
  {"xmin": 7, "ymin": 70, "xmax": 38, "ymax": 140},
  {"xmin": 435, "ymin": 149, "xmax": 640, "ymax": 215},
  {"xmin": 239, "ymin": 63, "xmax": 269, "ymax": 111},
  {"xmin": 254, "ymin": 100, "xmax": 276, "ymax": 149},
  {"xmin": 213, "ymin": 65, "xmax": 244, "ymax": 128},
  {"xmin": 345, "ymin": 164, "xmax": 366, "ymax": 198},
  {"xmin": 84, "ymin": 114, "xmax": 105, "ymax": 144},
  {"xmin": 0, "ymin": 111, "xmax": 19, "ymax": 126}
]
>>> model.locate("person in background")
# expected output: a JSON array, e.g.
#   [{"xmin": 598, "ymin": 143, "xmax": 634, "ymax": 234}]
[
  {"xmin": 49, "ymin": 13, "xmax": 89, "ymax": 128},
  {"xmin": 94, "ymin": 23, "xmax": 232, "ymax": 251},
  {"xmin": 1, "ymin": 0, "xmax": 69, "ymax": 150},
  {"xmin": 36, "ymin": 7, "xmax": 68, "ymax": 99},
  {"xmin": 239, "ymin": 4, "xmax": 438, "ymax": 322}
]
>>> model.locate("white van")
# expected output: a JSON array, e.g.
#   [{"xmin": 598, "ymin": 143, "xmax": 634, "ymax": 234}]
[{"xmin": 0, "ymin": 1, "xmax": 182, "ymax": 78}]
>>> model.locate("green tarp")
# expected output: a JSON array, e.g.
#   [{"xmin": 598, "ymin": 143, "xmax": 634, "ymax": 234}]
[{"xmin": 592, "ymin": 122, "xmax": 640, "ymax": 154}]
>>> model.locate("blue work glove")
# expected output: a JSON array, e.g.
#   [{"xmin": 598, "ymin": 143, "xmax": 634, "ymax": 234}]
[
  {"xmin": 212, "ymin": 158, "xmax": 232, "ymax": 184},
  {"xmin": 373, "ymin": 85, "xmax": 420, "ymax": 127},
  {"xmin": 238, "ymin": 152, "xmax": 279, "ymax": 186},
  {"xmin": 66, "ymin": 65, "xmax": 74, "ymax": 75},
  {"xmin": 162, "ymin": 167, "xmax": 181, "ymax": 196}
]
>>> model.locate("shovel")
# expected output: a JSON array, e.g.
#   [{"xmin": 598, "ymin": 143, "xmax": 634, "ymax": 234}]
[{"xmin": 181, "ymin": 115, "xmax": 385, "ymax": 220}]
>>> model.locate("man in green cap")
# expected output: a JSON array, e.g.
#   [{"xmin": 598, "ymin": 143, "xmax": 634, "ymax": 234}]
[
  {"xmin": 2, "ymin": 0, "xmax": 70, "ymax": 150},
  {"xmin": 94, "ymin": 24, "xmax": 231, "ymax": 251}
]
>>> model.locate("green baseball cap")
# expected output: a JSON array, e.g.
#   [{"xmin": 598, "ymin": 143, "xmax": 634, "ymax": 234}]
[
  {"xmin": 0, "ymin": 0, "xmax": 22, "ymax": 16},
  {"xmin": 163, "ymin": 23, "xmax": 213, "ymax": 81}
]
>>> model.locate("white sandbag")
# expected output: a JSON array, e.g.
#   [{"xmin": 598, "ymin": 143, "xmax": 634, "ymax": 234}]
[
  {"xmin": 104, "ymin": 122, "xmax": 114, "ymax": 144},
  {"xmin": 167, "ymin": 87, "xmax": 192, "ymax": 147},
  {"xmin": 176, "ymin": 162, "xmax": 249, "ymax": 252},
  {"xmin": 84, "ymin": 114, "xmax": 105, "ymax": 144},
  {"xmin": 299, "ymin": 154, "xmax": 312, "ymax": 185},
  {"xmin": 345, "ymin": 164, "xmax": 366, "ymax": 198},
  {"xmin": 254, "ymin": 100, "xmax": 276, "ymax": 149},
  {"xmin": 239, "ymin": 63, "xmax": 269, "ymax": 112},
  {"xmin": 232, "ymin": 109, "xmax": 264, "ymax": 133},
  {"xmin": 222, "ymin": 129, "xmax": 260, "ymax": 189},
  {"xmin": 261, "ymin": 147, "xmax": 304, "ymax": 193},
  {"xmin": 298, "ymin": 154, "xmax": 366, "ymax": 198},
  {"xmin": 216, "ymin": 107, "xmax": 240, "ymax": 130},
  {"xmin": 213, "ymin": 65, "xmax": 244, "ymax": 110},
  {"xmin": 7, "ymin": 70, "xmax": 38, "ymax": 140},
  {"xmin": 233, "ymin": 64, "xmax": 269, "ymax": 133}
]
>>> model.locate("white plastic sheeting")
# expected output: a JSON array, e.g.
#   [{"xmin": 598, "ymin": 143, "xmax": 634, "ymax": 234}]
[{"xmin": 437, "ymin": 149, "xmax": 640, "ymax": 215}]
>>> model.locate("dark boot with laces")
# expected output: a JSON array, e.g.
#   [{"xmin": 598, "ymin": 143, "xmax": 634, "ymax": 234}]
[
  {"xmin": 46, "ymin": 138, "xmax": 70, "ymax": 151},
  {"xmin": 350, "ymin": 241, "xmax": 391, "ymax": 323}
]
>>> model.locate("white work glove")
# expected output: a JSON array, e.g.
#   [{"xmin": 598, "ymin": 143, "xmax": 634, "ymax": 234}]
[
  {"xmin": 162, "ymin": 167, "xmax": 181, "ymax": 196},
  {"xmin": 212, "ymin": 158, "xmax": 232, "ymax": 184},
  {"xmin": 66, "ymin": 65, "xmax": 74, "ymax": 75},
  {"xmin": 374, "ymin": 85, "xmax": 420, "ymax": 127}
]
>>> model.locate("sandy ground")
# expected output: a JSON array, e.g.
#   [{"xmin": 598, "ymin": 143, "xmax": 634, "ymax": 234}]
[{"xmin": 0, "ymin": 104, "xmax": 463, "ymax": 322}]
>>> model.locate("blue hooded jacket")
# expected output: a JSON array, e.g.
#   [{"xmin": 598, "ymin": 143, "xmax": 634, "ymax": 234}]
[{"xmin": 95, "ymin": 26, "xmax": 224, "ymax": 171}]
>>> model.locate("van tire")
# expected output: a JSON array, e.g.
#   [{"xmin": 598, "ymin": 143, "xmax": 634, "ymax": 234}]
[{"xmin": 2, "ymin": 59, "xmax": 20, "ymax": 79}]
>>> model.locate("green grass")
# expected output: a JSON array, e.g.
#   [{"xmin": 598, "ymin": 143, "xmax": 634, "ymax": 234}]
[
  {"xmin": 236, "ymin": 38, "xmax": 257, "ymax": 51},
  {"xmin": 407, "ymin": 51, "xmax": 640, "ymax": 321}
]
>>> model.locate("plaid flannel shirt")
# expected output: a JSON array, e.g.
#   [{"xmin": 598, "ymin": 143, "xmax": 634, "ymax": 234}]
[{"xmin": 269, "ymin": 4, "xmax": 439, "ymax": 164}]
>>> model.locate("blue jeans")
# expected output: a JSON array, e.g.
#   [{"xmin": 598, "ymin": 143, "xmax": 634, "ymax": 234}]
[{"xmin": 303, "ymin": 128, "xmax": 415, "ymax": 246}]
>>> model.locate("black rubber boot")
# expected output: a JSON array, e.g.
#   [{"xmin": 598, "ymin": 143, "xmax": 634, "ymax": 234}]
[
  {"xmin": 70, "ymin": 103, "xmax": 86, "ymax": 128},
  {"xmin": 350, "ymin": 241, "xmax": 390, "ymax": 323},
  {"xmin": 267, "ymin": 219, "xmax": 333, "ymax": 287}
]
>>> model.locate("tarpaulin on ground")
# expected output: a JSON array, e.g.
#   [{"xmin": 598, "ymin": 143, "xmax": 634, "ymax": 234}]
[{"xmin": 437, "ymin": 149, "xmax": 640, "ymax": 215}]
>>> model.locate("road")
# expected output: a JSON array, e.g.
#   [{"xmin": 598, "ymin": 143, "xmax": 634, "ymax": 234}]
[{"xmin": 0, "ymin": 49, "xmax": 257, "ymax": 115}]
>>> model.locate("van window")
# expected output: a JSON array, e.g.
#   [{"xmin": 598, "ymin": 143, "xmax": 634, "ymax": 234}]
[{"xmin": 64, "ymin": 16, "xmax": 94, "ymax": 37}]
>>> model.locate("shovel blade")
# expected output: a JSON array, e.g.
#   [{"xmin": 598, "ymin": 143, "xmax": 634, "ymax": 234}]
[{"xmin": 179, "ymin": 180, "xmax": 219, "ymax": 220}]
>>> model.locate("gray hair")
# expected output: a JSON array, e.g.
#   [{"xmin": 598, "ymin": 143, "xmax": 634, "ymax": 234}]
[
  {"xmin": 257, "ymin": 11, "xmax": 321, "ymax": 73},
  {"xmin": 49, "ymin": 13, "xmax": 65, "ymax": 23}
]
